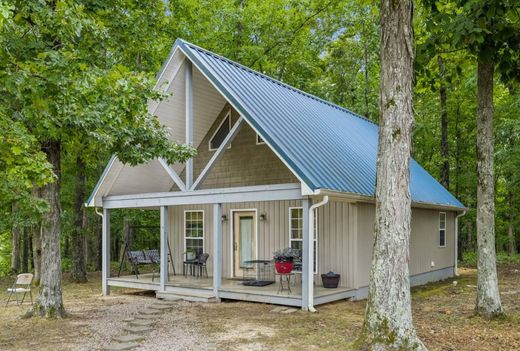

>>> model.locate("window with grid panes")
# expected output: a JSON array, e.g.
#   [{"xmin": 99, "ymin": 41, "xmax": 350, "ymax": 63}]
[
  {"xmin": 289, "ymin": 207, "xmax": 317, "ymax": 273},
  {"xmin": 185, "ymin": 211, "xmax": 204, "ymax": 257}
]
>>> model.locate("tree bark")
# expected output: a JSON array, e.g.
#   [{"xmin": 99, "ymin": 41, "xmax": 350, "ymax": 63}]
[
  {"xmin": 22, "ymin": 226, "xmax": 29, "ymax": 272},
  {"xmin": 475, "ymin": 58, "xmax": 502, "ymax": 318},
  {"xmin": 29, "ymin": 140, "xmax": 66, "ymax": 318},
  {"xmin": 71, "ymin": 156, "xmax": 88, "ymax": 283},
  {"xmin": 507, "ymin": 191, "xmax": 516, "ymax": 255},
  {"xmin": 438, "ymin": 55, "xmax": 449, "ymax": 189},
  {"xmin": 32, "ymin": 224, "xmax": 42, "ymax": 285},
  {"xmin": 31, "ymin": 186, "xmax": 42, "ymax": 285},
  {"xmin": 11, "ymin": 224, "xmax": 21, "ymax": 274},
  {"xmin": 358, "ymin": 0, "xmax": 425, "ymax": 349}
]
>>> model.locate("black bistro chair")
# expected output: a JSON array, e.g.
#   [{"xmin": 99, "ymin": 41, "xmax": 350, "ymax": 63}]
[{"xmin": 193, "ymin": 253, "xmax": 210, "ymax": 278}]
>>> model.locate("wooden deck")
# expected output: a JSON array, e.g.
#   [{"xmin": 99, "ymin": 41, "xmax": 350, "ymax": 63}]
[{"xmin": 107, "ymin": 273, "xmax": 355, "ymax": 307}]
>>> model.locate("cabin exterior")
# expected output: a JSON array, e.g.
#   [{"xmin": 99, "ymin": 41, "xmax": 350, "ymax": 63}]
[{"xmin": 87, "ymin": 39, "xmax": 465, "ymax": 310}]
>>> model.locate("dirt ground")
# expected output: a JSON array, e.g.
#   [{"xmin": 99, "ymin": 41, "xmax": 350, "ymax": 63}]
[{"xmin": 0, "ymin": 265, "xmax": 519, "ymax": 351}]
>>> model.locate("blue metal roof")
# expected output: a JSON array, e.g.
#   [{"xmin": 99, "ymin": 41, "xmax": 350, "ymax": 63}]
[{"xmin": 177, "ymin": 39, "xmax": 465, "ymax": 209}]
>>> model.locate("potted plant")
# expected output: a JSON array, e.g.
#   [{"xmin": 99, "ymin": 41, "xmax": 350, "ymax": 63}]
[
  {"xmin": 321, "ymin": 271, "xmax": 340, "ymax": 288},
  {"xmin": 273, "ymin": 248, "xmax": 298, "ymax": 274}
]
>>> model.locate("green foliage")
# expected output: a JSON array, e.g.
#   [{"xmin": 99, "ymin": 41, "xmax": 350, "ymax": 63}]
[
  {"xmin": 0, "ymin": 232, "xmax": 12, "ymax": 277},
  {"xmin": 461, "ymin": 251, "xmax": 520, "ymax": 267}
]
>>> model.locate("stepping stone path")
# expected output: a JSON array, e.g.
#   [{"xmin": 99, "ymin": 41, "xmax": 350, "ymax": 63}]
[
  {"xmin": 270, "ymin": 306, "xmax": 299, "ymax": 314},
  {"xmin": 104, "ymin": 299, "xmax": 179, "ymax": 351}
]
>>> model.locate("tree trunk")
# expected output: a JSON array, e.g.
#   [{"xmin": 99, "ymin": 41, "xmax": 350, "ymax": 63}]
[
  {"xmin": 71, "ymin": 156, "xmax": 88, "ymax": 283},
  {"xmin": 32, "ymin": 186, "xmax": 42, "ymax": 285},
  {"xmin": 11, "ymin": 225, "xmax": 21, "ymax": 274},
  {"xmin": 507, "ymin": 191, "xmax": 516, "ymax": 255},
  {"xmin": 96, "ymin": 214, "xmax": 102, "ymax": 271},
  {"xmin": 359, "ymin": 0, "xmax": 425, "ymax": 349},
  {"xmin": 29, "ymin": 140, "xmax": 65, "ymax": 318},
  {"xmin": 454, "ymin": 103, "xmax": 461, "ymax": 198},
  {"xmin": 363, "ymin": 19, "xmax": 370, "ymax": 120},
  {"xmin": 466, "ymin": 220, "xmax": 473, "ymax": 252},
  {"xmin": 32, "ymin": 224, "xmax": 42, "ymax": 285},
  {"xmin": 438, "ymin": 55, "xmax": 450, "ymax": 189},
  {"xmin": 475, "ymin": 58, "xmax": 502, "ymax": 318},
  {"xmin": 22, "ymin": 226, "xmax": 29, "ymax": 272}
]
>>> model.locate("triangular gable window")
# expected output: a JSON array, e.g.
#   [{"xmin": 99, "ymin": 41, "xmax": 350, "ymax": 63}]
[{"xmin": 209, "ymin": 111, "xmax": 231, "ymax": 151}]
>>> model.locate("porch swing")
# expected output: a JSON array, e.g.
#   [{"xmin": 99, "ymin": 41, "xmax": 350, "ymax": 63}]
[{"xmin": 117, "ymin": 224, "xmax": 175, "ymax": 280}]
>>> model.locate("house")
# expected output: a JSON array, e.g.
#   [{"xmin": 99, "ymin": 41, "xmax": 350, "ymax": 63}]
[{"xmin": 87, "ymin": 39, "xmax": 466, "ymax": 311}]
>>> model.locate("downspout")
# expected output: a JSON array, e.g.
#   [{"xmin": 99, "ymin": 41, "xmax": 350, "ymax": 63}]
[
  {"xmin": 94, "ymin": 207, "xmax": 103, "ymax": 218},
  {"xmin": 454, "ymin": 210, "xmax": 467, "ymax": 276},
  {"xmin": 306, "ymin": 195, "xmax": 329, "ymax": 313}
]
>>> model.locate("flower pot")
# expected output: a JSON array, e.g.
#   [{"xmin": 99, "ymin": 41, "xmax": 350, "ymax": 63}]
[
  {"xmin": 321, "ymin": 273, "xmax": 340, "ymax": 288},
  {"xmin": 275, "ymin": 261, "xmax": 294, "ymax": 274}
]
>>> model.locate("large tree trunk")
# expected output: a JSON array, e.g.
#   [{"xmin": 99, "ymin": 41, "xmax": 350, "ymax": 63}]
[
  {"xmin": 70, "ymin": 156, "xmax": 88, "ymax": 283},
  {"xmin": 438, "ymin": 55, "xmax": 450, "ymax": 189},
  {"xmin": 359, "ymin": 0, "xmax": 425, "ymax": 349},
  {"xmin": 29, "ymin": 140, "xmax": 65, "ymax": 318},
  {"xmin": 475, "ymin": 59, "xmax": 502, "ymax": 318}
]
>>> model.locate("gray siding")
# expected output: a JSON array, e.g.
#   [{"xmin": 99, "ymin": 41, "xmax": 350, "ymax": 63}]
[
  {"xmin": 168, "ymin": 200, "xmax": 354, "ymax": 288},
  {"xmin": 356, "ymin": 203, "xmax": 456, "ymax": 287}
]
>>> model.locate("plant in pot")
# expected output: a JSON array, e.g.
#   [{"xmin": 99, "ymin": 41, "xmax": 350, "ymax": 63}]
[{"xmin": 273, "ymin": 248, "xmax": 298, "ymax": 274}]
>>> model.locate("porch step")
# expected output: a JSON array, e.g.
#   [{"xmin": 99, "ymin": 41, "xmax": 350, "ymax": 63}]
[{"xmin": 156, "ymin": 290, "xmax": 217, "ymax": 303}]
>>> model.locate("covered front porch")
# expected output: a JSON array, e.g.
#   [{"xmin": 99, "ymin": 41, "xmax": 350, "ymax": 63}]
[
  {"xmin": 107, "ymin": 273, "xmax": 356, "ymax": 307},
  {"xmin": 99, "ymin": 183, "xmax": 355, "ymax": 310}
]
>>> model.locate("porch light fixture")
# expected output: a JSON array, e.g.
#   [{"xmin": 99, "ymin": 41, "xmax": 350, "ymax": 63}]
[
  {"xmin": 259, "ymin": 213, "xmax": 266, "ymax": 221},
  {"xmin": 221, "ymin": 214, "xmax": 228, "ymax": 222}
]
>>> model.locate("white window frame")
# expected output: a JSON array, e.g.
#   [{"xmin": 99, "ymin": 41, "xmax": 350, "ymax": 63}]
[
  {"xmin": 289, "ymin": 206, "xmax": 318, "ymax": 274},
  {"xmin": 439, "ymin": 212, "xmax": 447, "ymax": 248},
  {"xmin": 256, "ymin": 134, "xmax": 266, "ymax": 145},
  {"xmin": 209, "ymin": 110, "xmax": 232, "ymax": 151},
  {"xmin": 184, "ymin": 210, "xmax": 205, "ymax": 257}
]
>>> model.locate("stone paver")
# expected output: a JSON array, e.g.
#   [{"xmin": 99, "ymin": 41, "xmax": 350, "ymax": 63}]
[
  {"xmin": 139, "ymin": 309, "xmax": 161, "ymax": 315},
  {"xmin": 105, "ymin": 342, "xmax": 139, "ymax": 351},
  {"xmin": 149, "ymin": 304, "xmax": 172, "ymax": 311},
  {"xmin": 134, "ymin": 314, "xmax": 157, "ymax": 320},
  {"xmin": 129, "ymin": 320, "xmax": 156, "ymax": 327},
  {"xmin": 113, "ymin": 335, "xmax": 145, "ymax": 343},
  {"xmin": 280, "ymin": 308, "xmax": 298, "ymax": 314},
  {"xmin": 123, "ymin": 326, "xmax": 154, "ymax": 334},
  {"xmin": 270, "ymin": 306, "xmax": 287, "ymax": 313}
]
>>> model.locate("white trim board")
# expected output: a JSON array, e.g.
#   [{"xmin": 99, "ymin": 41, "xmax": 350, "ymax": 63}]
[
  {"xmin": 102, "ymin": 183, "xmax": 304, "ymax": 209},
  {"xmin": 229, "ymin": 209, "xmax": 259, "ymax": 278}
]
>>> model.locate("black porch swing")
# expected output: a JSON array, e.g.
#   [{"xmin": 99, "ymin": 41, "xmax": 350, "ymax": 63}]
[{"xmin": 117, "ymin": 224, "xmax": 175, "ymax": 280}]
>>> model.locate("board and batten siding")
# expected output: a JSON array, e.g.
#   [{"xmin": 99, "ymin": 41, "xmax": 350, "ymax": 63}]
[
  {"xmin": 356, "ymin": 203, "xmax": 456, "ymax": 288},
  {"xmin": 168, "ymin": 200, "xmax": 354, "ymax": 288}
]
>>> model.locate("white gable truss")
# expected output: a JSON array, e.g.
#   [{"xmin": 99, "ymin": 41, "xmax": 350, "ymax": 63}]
[{"xmin": 87, "ymin": 45, "xmax": 304, "ymax": 208}]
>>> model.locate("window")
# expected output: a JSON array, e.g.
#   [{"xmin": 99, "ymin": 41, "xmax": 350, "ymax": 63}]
[
  {"xmin": 184, "ymin": 211, "xmax": 204, "ymax": 257},
  {"xmin": 256, "ymin": 134, "xmax": 265, "ymax": 145},
  {"xmin": 439, "ymin": 212, "xmax": 446, "ymax": 247},
  {"xmin": 289, "ymin": 207, "xmax": 318, "ymax": 273},
  {"xmin": 209, "ymin": 111, "xmax": 231, "ymax": 150}
]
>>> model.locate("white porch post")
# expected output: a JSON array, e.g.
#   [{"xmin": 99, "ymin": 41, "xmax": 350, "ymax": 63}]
[
  {"xmin": 301, "ymin": 198, "xmax": 312, "ymax": 311},
  {"xmin": 160, "ymin": 206, "xmax": 169, "ymax": 291},
  {"xmin": 185, "ymin": 60, "xmax": 194, "ymax": 188},
  {"xmin": 102, "ymin": 208, "xmax": 110, "ymax": 296},
  {"xmin": 213, "ymin": 203, "xmax": 222, "ymax": 300}
]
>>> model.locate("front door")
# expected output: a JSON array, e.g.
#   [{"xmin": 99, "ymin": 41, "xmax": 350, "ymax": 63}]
[{"xmin": 233, "ymin": 211, "xmax": 256, "ymax": 277}]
